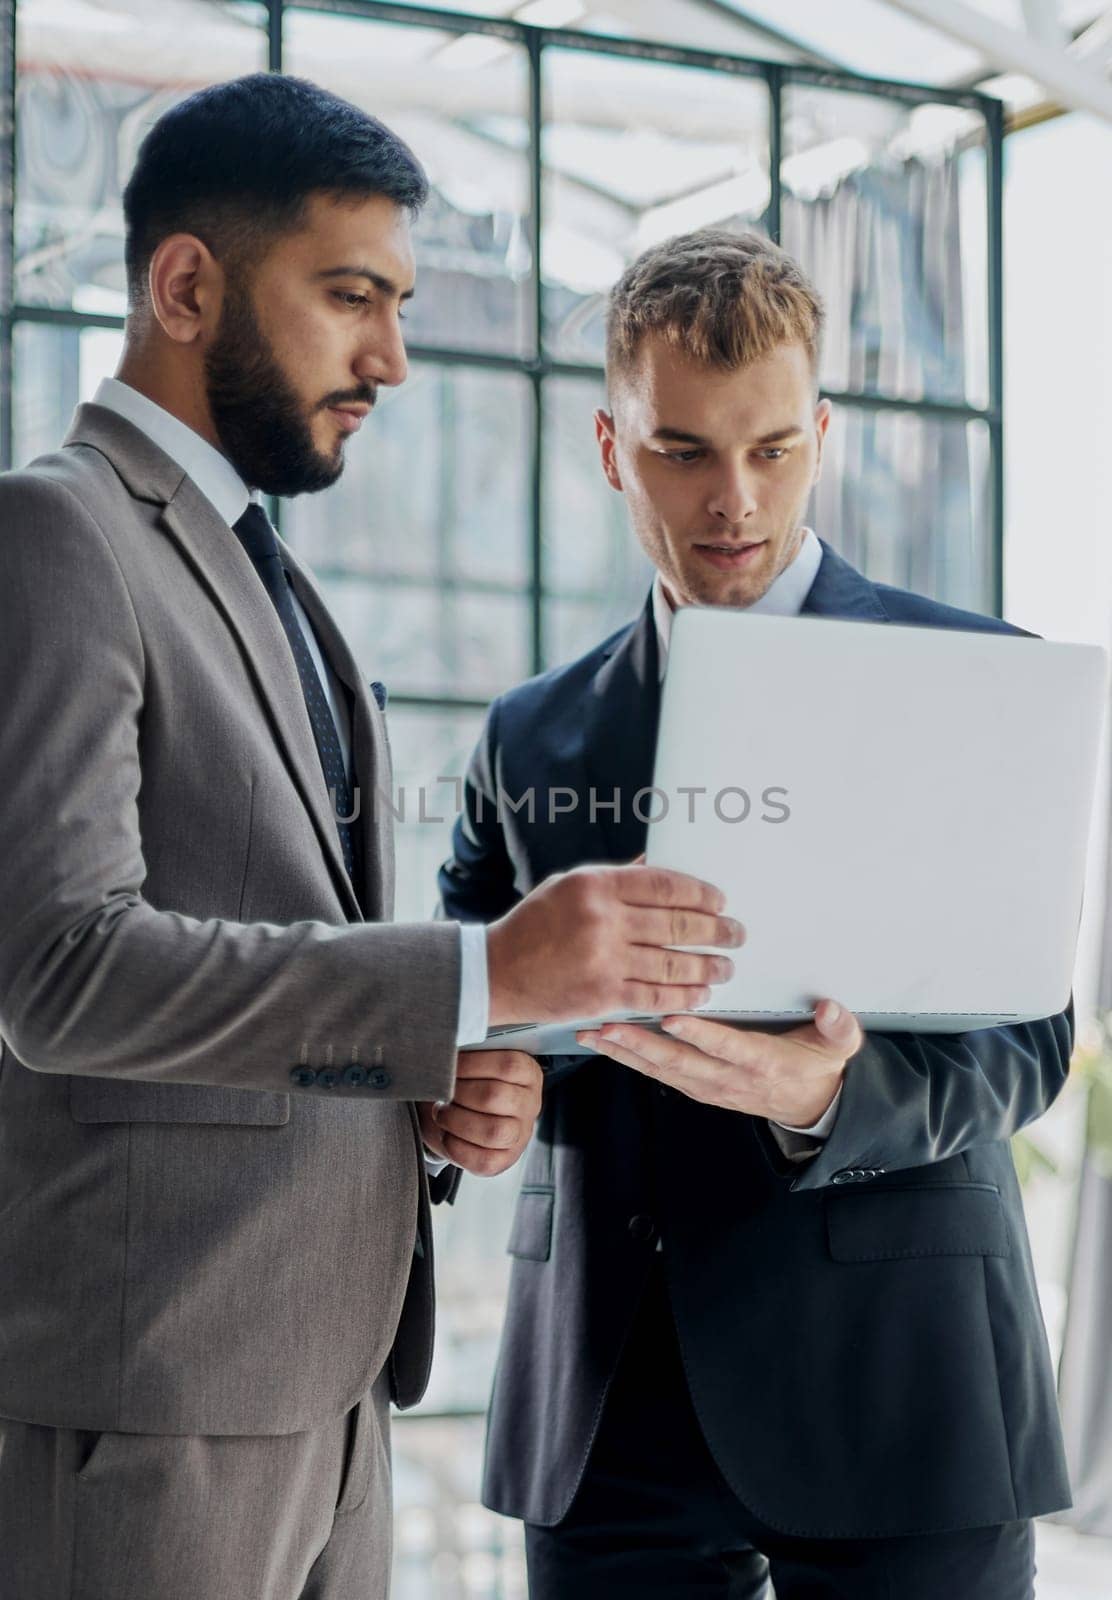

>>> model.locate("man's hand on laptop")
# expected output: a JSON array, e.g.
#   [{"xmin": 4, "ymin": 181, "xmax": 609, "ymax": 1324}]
[
  {"xmin": 418, "ymin": 1050, "xmax": 543, "ymax": 1177},
  {"xmin": 485, "ymin": 864, "xmax": 744, "ymax": 1027},
  {"xmin": 573, "ymin": 1000, "xmax": 863, "ymax": 1127}
]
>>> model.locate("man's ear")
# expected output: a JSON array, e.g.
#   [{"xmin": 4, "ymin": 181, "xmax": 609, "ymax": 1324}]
[
  {"xmin": 594, "ymin": 408, "xmax": 624, "ymax": 493},
  {"xmin": 812, "ymin": 397, "xmax": 832, "ymax": 485},
  {"xmin": 147, "ymin": 233, "xmax": 223, "ymax": 347}
]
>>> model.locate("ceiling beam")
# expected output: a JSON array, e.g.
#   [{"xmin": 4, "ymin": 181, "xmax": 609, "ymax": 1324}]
[
  {"xmin": 1071, "ymin": 6, "xmax": 1112, "ymax": 64},
  {"xmin": 570, "ymin": 0, "xmax": 839, "ymax": 67},
  {"xmin": 885, "ymin": 0, "xmax": 1112, "ymax": 121},
  {"xmin": 688, "ymin": 0, "xmax": 849, "ymax": 69},
  {"xmin": 1019, "ymin": 0, "xmax": 1067, "ymax": 51}
]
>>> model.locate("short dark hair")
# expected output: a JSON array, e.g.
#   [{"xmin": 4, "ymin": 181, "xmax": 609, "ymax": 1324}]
[
  {"xmin": 606, "ymin": 228, "xmax": 824, "ymax": 388},
  {"xmin": 122, "ymin": 73, "xmax": 428, "ymax": 304}
]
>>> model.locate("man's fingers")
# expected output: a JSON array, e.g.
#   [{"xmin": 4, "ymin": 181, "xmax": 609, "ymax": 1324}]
[
  {"xmin": 626, "ymin": 948, "xmax": 735, "ymax": 990},
  {"xmin": 608, "ymin": 865, "xmax": 727, "ymax": 914},
  {"xmin": 626, "ymin": 906, "xmax": 745, "ymax": 951},
  {"xmin": 770, "ymin": 1002, "xmax": 862, "ymax": 1061},
  {"xmin": 618, "ymin": 981, "xmax": 713, "ymax": 1015},
  {"xmin": 416, "ymin": 1100, "xmax": 450, "ymax": 1161},
  {"xmin": 434, "ymin": 1102, "xmax": 522, "ymax": 1151},
  {"xmin": 663, "ymin": 1004, "xmax": 862, "ymax": 1067},
  {"xmin": 439, "ymin": 1130, "xmax": 518, "ymax": 1178},
  {"xmin": 811, "ymin": 999, "xmax": 863, "ymax": 1056},
  {"xmin": 658, "ymin": 1014, "xmax": 757, "ymax": 1061},
  {"xmin": 576, "ymin": 1026, "xmax": 694, "ymax": 1090},
  {"xmin": 449, "ymin": 1075, "xmax": 539, "ymax": 1119},
  {"xmin": 454, "ymin": 1049, "xmax": 540, "ymax": 1087}
]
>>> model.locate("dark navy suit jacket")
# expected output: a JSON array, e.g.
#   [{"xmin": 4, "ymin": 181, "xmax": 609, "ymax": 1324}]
[{"xmin": 439, "ymin": 540, "xmax": 1073, "ymax": 1537}]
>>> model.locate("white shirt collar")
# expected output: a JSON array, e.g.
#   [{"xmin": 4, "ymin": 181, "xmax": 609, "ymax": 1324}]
[
  {"xmin": 651, "ymin": 527, "xmax": 823, "ymax": 677},
  {"xmin": 92, "ymin": 377, "xmax": 252, "ymax": 528}
]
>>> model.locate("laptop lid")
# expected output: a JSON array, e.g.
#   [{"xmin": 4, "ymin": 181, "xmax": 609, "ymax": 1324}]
[
  {"xmin": 644, "ymin": 606, "xmax": 1105, "ymax": 1032},
  {"xmin": 475, "ymin": 608, "xmax": 1105, "ymax": 1056}
]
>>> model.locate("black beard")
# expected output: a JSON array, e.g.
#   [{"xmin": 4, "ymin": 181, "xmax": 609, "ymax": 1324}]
[{"xmin": 204, "ymin": 284, "xmax": 351, "ymax": 497}]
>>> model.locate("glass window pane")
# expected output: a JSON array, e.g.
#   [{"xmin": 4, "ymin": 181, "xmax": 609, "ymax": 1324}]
[
  {"xmin": 15, "ymin": 0, "xmax": 268, "ymax": 311},
  {"xmin": 714, "ymin": 0, "xmax": 984, "ymax": 84},
  {"xmin": 380, "ymin": 703, "xmax": 487, "ymax": 925},
  {"xmin": 12, "ymin": 318, "xmax": 124, "ymax": 466},
  {"xmin": 541, "ymin": 374, "xmax": 653, "ymax": 667},
  {"xmin": 813, "ymin": 407, "xmax": 993, "ymax": 611},
  {"xmin": 284, "ymin": 361, "xmax": 532, "ymax": 700},
  {"xmin": 542, "ymin": 49, "xmax": 771, "ymax": 364},
  {"xmin": 393, "ymin": 1416, "xmax": 526, "ymax": 1599},
  {"xmin": 413, "ymin": 1157, "xmax": 523, "ymax": 1413},
  {"xmin": 781, "ymin": 85, "xmax": 990, "ymax": 408},
  {"xmin": 309, "ymin": 576, "xmax": 529, "ymax": 706},
  {"xmin": 285, "ymin": 10, "xmax": 532, "ymax": 357},
  {"xmin": 285, "ymin": 362, "xmax": 532, "ymax": 589}
]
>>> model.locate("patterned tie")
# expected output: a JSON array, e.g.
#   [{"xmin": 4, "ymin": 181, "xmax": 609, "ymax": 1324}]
[{"xmin": 232, "ymin": 504, "xmax": 359, "ymax": 884}]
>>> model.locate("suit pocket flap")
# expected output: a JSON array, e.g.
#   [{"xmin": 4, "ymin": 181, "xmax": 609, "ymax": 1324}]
[
  {"xmin": 826, "ymin": 1185, "xmax": 1009, "ymax": 1263},
  {"xmin": 69, "ymin": 1076, "xmax": 290, "ymax": 1127},
  {"xmin": 507, "ymin": 1186, "xmax": 554, "ymax": 1262}
]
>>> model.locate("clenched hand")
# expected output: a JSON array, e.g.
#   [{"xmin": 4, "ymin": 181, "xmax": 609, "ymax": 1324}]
[{"xmin": 418, "ymin": 1050, "xmax": 543, "ymax": 1177}]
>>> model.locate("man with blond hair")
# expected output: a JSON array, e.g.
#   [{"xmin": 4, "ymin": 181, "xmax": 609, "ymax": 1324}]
[{"xmin": 439, "ymin": 229, "xmax": 1072, "ymax": 1599}]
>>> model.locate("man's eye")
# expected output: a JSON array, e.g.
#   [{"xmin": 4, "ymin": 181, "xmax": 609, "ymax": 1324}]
[
  {"xmin": 665, "ymin": 450, "xmax": 703, "ymax": 464},
  {"xmin": 759, "ymin": 448, "xmax": 787, "ymax": 461},
  {"xmin": 333, "ymin": 291, "xmax": 371, "ymax": 310}
]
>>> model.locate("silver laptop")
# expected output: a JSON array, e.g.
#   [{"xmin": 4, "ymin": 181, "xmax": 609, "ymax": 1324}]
[{"xmin": 475, "ymin": 608, "xmax": 1107, "ymax": 1056}]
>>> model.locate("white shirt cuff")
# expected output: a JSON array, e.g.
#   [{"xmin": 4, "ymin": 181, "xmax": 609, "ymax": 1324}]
[
  {"xmin": 454, "ymin": 922, "xmax": 490, "ymax": 1046},
  {"xmin": 776, "ymin": 1085, "xmax": 843, "ymax": 1140},
  {"xmin": 767, "ymin": 1084, "xmax": 844, "ymax": 1163}
]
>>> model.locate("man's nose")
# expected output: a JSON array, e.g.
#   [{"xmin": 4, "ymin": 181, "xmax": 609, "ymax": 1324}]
[
  {"xmin": 354, "ymin": 316, "xmax": 408, "ymax": 390},
  {"xmin": 706, "ymin": 462, "xmax": 759, "ymax": 525}
]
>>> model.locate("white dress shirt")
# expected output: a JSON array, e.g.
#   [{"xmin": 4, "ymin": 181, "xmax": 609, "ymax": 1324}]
[
  {"xmin": 92, "ymin": 378, "xmax": 489, "ymax": 1048},
  {"xmin": 650, "ymin": 532, "xmax": 842, "ymax": 1154}
]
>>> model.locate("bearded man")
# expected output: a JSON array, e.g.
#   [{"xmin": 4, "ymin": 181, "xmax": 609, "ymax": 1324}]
[{"xmin": 0, "ymin": 76, "xmax": 733, "ymax": 1600}]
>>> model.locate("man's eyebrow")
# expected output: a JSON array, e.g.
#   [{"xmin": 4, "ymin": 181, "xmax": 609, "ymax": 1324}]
[
  {"xmin": 754, "ymin": 425, "xmax": 805, "ymax": 445},
  {"xmin": 650, "ymin": 427, "xmax": 710, "ymax": 445},
  {"xmin": 316, "ymin": 266, "xmax": 415, "ymax": 302},
  {"xmin": 649, "ymin": 424, "xmax": 806, "ymax": 446}
]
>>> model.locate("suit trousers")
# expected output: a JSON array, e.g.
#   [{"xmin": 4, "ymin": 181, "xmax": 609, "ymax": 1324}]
[
  {"xmin": 524, "ymin": 1261, "xmax": 1036, "ymax": 1600},
  {"xmin": 0, "ymin": 1373, "xmax": 391, "ymax": 1600}
]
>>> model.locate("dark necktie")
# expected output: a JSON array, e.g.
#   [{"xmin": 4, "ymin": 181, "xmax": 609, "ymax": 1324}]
[{"xmin": 232, "ymin": 504, "xmax": 359, "ymax": 884}]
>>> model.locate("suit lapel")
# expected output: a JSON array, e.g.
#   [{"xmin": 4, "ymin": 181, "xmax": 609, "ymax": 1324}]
[
  {"xmin": 582, "ymin": 596, "xmax": 662, "ymax": 863},
  {"xmin": 158, "ymin": 482, "xmax": 363, "ymax": 921},
  {"xmin": 283, "ymin": 555, "xmax": 392, "ymax": 922},
  {"xmin": 802, "ymin": 539, "xmax": 890, "ymax": 622},
  {"xmin": 64, "ymin": 404, "xmax": 362, "ymax": 922}
]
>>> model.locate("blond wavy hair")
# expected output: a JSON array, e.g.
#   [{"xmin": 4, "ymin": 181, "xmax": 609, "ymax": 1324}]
[{"xmin": 605, "ymin": 228, "xmax": 824, "ymax": 388}]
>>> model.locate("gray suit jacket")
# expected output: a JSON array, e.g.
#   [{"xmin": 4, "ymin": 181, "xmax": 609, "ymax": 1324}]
[{"xmin": 0, "ymin": 403, "xmax": 462, "ymax": 1436}]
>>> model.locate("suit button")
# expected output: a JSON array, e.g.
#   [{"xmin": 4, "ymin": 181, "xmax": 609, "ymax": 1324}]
[
  {"xmin": 368, "ymin": 1069, "xmax": 392, "ymax": 1090},
  {"xmin": 317, "ymin": 1068, "xmax": 340, "ymax": 1088},
  {"xmin": 628, "ymin": 1214, "xmax": 656, "ymax": 1243},
  {"xmin": 290, "ymin": 1067, "xmax": 317, "ymax": 1087},
  {"xmin": 342, "ymin": 1065, "xmax": 367, "ymax": 1086},
  {"xmin": 831, "ymin": 1170, "xmax": 855, "ymax": 1184}
]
